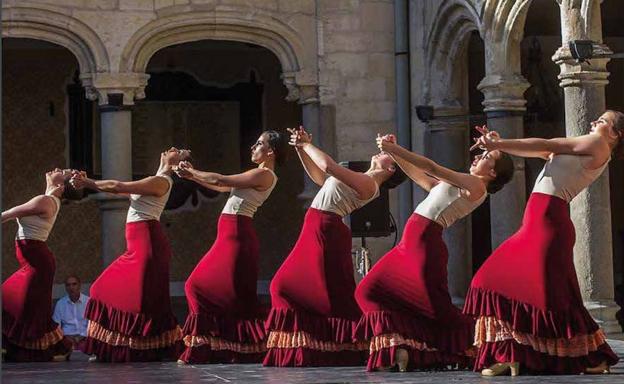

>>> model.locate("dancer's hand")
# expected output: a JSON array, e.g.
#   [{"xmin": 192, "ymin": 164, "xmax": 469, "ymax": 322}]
[
  {"xmin": 174, "ymin": 161, "xmax": 194, "ymax": 179},
  {"xmin": 475, "ymin": 125, "xmax": 500, "ymax": 141},
  {"xmin": 287, "ymin": 126, "xmax": 312, "ymax": 147},
  {"xmin": 69, "ymin": 171, "xmax": 88, "ymax": 189},
  {"xmin": 376, "ymin": 133, "xmax": 398, "ymax": 153},
  {"xmin": 470, "ymin": 125, "xmax": 500, "ymax": 152}
]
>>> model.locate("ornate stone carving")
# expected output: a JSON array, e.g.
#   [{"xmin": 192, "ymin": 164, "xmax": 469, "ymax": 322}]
[
  {"xmin": 80, "ymin": 72, "xmax": 150, "ymax": 105},
  {"xmin": 478, "ymin": 73, "xmax": 530, "ymax": 112},
  {"xmin": 552, "ymin": 42, "xmax": 612, "ymax": 88}
]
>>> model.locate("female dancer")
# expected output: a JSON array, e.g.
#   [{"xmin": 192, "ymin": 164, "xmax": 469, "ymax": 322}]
[
  {"xmin": 176, "ymin": 131, "xmax": 285, "ymax": 364},
  {"xmin": 73, "ymin": 147, "xmax": 191, "ymax": 362},
  {"xmin": 353, "ymin": 134, "xmax": 514, "ymax": 372},
  {"xmin": 2, "ymin": 168, "xmax": 79, "ymax": 361},
  {"xmin": 263, "ymin": 127, "xmax": 406, "ymax": 367},
  {"xmin": 465, "ymin": 110, "xmax": 623, "ymax": 376}
]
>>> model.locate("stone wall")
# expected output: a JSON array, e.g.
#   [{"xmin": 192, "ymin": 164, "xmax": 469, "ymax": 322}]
[{"xmin": 318, "ymin": 0, "xmax": 399, "ymax": 265}]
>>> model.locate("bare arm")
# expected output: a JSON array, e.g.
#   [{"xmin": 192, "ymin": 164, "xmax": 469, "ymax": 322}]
[
  {"xmin": 390, "ymin": 153, "xmax": 439, "ymax": 192},
  {"xmin": 288, "ymin": 127, "xmax": 328, "ymax": 186},
  {"xmin": 185, "ymin": 168, "xmax": 274, "ymax": 192},
  {"xmin": 475, "ymin": 134, "xmax": 609, "ymax": 167},
  {"xmin": 2, "ymin": 195, "xmax": 57, "ymax": 223},
  {"xmin": 300, "ymin": 142, "xmax": 378, "ymax": 200},
  {"xmin": 294, "ymin": 147, "xmax": 328, "ymax": 187},
  {"xmin": 382, "ymin": 140, "xmax": 485, "ymax": 201},
  {"xmin": 76, "ymin": 176, "xmax": 170, "ymax": 197}
]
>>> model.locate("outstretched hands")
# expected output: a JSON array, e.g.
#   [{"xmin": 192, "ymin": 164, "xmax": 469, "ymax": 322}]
[
  {"xmin": 287, "ymin": 126, "xmax": 312, "ymax": 148},
  {"xmin": 376, "ymin": 133, "xmax": 397, "ymax": 153},
  {"xmin": 69, "ymin": 170, "xmax": 88, "ymax": 190},
  {"xmin": 173, "ymin": 161, "xmax": 195, "ymax": 179},
  {"xmin": 470, "ymin": 125, "xmax": 500, "ymax": 152}
]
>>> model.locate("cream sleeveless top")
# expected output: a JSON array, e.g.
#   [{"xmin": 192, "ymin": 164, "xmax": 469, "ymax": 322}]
[
  {"xmin": 532, "ymin": 154, "xmax": 609, "ymax": 203},
  {"xmin": 414, "ymin": 181, "xmax": 486, "ymax": 228},
  {"xmin": 310, "ymin": 176, "xmax": 380, "ymax": 217},
  {"xmin": 126, "ymin": 173, "xmax": 173, "ymax": 223},
  {"xmin": 222, "ymin": 169, "xmax": 278, "ymax": 218},
  {"xmin": 16, "ymin": 194, "xmax": 61, "ymax": 241}
]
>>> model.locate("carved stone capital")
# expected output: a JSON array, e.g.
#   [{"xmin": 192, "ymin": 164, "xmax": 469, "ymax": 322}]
[
  {"xmin": 552, "ymin": 42, "xmax": 611, "ymax": 88},
  {"xmin": 81, "ymin": 72, "xmax": 150, "ymax": 106},
  {"xmin": 281, "ymin": 72, "xmax": 319, "ymax": 104},
  {"xmin": 477, "ymin": 73, "xmax": 530, "ymax": 113}
]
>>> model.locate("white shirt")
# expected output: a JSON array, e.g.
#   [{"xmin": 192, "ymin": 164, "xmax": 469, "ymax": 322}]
[
  {"xmin": 414, "ymin": 182, "xmax": 486, "ymax": 228},
  {"xmin": 16, "ymin": 194, "xmax": 60, "ymax": 241},
  {"xmin": 222, "ymin": 169, "xmax": 277, "ymax": 217},
  {"xmin": 310, "ymin": 176, "xmax": 380, "ymax": 217},
  {"xmin": 532, "ymin": 154, "xmax": 609, "ymax": 203},
  {"xmin": 52, "ymin": 293, "xmax": 89, "ymax": 336},
  {"xmin": 127, "ymin": 173, "xmax": 173, "ymax": 223}
]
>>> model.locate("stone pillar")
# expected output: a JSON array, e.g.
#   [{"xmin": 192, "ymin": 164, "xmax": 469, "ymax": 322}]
[
  {"xmin": 291, "ymin": 83, "xmax": 322, "ymax": 203},
  {"xmin": 95, "ymin": 100, "xmax": 133, "ymax": 266},
  {"xmin": 425, "ymin": 109, "xmax": 471, "ymax": 305},
  {"xmin": 82, "ymin": 73, "xmax": 149, "ymax": 267},
  {"xmin": 552, "ymin": 0, "xmax": 621, "ymax": 335},
  {"xmin": 478, "ymin": 74, "xmax": 529, "ymax": 249},
  {"xmin": 299, "ymin": 101, "xmax": 321, "ymax": 201}
]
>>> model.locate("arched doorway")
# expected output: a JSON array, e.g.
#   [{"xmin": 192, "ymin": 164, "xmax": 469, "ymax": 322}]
[
  {"xmin": 125, "ymin": 40, "xmax": 304, "ymax": 318},
  {"xmin": 2, "ymin": 38, "xmax": 101, "ymax": 288}
]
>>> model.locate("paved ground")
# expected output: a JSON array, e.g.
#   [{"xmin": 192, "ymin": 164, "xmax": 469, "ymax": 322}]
[{"xmin": 4, "ymin": 341, "xmax": 624, "ymax": 383}]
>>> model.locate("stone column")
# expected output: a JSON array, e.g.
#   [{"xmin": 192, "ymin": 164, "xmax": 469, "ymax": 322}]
[
  {"xmin": 287, "ymin": 82, "xmax": 322, "ymax": 203},
  {"xmin": 478, "ymin": 74, "xmax": 529, "ymax": 249},
  {"xmin": 425, "ymin": 108, "xmax": 471, "ymax": 305},
  {"xmin": 94, "ymin": 100, "xmax": 132, "ymax": 266},
  {"xmin": 82, "ymin": 73, "xmax": 149, "ymax": 266},
  {"xmin": 552, "ymin": 0, "xmax": 621, "ymax": 335}
]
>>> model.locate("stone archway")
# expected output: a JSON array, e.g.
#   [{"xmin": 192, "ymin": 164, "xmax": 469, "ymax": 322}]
[
  {"xmin": 119, "ymin": 8, "xmax": 316, "ymax": 103},
  {"xmin": 2, "ymin": 7, "xmax": 110, "ymax": 75},
  {"xmin": 2, "ymin": 6, "xmax": 111, "ymax": 103},
  {"xmin": 426, "ymin": 0, "xmax": 480, "ymax": 107}
]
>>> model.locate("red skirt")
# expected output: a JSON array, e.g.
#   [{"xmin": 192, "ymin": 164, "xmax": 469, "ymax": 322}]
[
  {"xmin": 263, "ymin": 208, "xmax": 367, "ymax": 367},
  {"xmin": 82, "ymin": 220, "xmax": 182, "ymax": 362},
  {"xmin": 464, "ymin": 192, "xmax": 619, "ymax": 374},
  {"xmin": 179, "ymin": 214, "xmax": 267, "ymax": 364},
  {"xmin": 354, "ymin": 214, "xmax": 474, "ymax": 371},
  {"xmin": 2, "ymin": 240, "xmax": 72, "ymax": 361}
]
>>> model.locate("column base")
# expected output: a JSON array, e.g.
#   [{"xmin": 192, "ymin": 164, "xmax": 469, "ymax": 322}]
[
  {"xmin": 584, "ymin": 300, "xmax": 623, "ymax": 337},
  {"xmin": 451, "ymin": 296, "xmax": 465, "ymax": 309}
]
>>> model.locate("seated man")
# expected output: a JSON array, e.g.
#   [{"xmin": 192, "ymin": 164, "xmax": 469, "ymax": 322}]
[{"xmin": 53, "ymin": 275, "xmax": 89, "ymax": 348}]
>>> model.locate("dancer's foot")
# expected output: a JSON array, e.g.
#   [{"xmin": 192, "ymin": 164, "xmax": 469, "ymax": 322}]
[
  {"xmin": 585, "ymin": 361, "xmax": 610, "ymax": 374},
  {"xmin": 52, "ymin": 350, "xmax": 71, "ymax": 362},
  {"xmin": 88, "ymin": 355, "xmax": 98, "ymax": 363},
  {"xmin": 177, "ymin": 359, "xmax": 188, "ymax": 365},
  {"xmin": 396, "ymin": 348, "xmax": 409, "ymax": 372},
  {"xmin": 481, "ymin": 362, "xmax": 520, "ymax": 377}
]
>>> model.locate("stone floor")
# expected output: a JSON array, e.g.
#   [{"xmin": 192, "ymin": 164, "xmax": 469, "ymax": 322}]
[{"xmin": 4, "ymin": 341, "xmax": 624, "ymax": 384}]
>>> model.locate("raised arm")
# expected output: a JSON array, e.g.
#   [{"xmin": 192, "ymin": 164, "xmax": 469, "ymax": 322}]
[
  {"xmin": 2, "ymin": 195, "xmax": 58, "ymax": 223},
  {"xmin": 379, "ymin": 137, "xmax": 485, "ymax": 201},
  {"xmin": 297, "ymin": 144, "xmax": 377, "ymax": 200},
  {"xmin": 472, "ymin": 126, "xmax": 609, "ymax": 166},
  {"xmin": 71, "ymin": 173, "xmax": 170, "ymax": 197},
  {"xmin": 288, "ymin": 127, "xmax": 328, "ymax": 187},
  {"xmin": 175, "ymin": 162, "xmax": 274, "ymax": 192},
  {"xmin": 377, "ymin": 135, "xmax": 438, "ymax": 192}
]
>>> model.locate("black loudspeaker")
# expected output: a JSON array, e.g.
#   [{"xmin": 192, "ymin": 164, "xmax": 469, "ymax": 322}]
[{"xmin": 339, "ymin": 161, "xmax": 393, "ymax": 238}]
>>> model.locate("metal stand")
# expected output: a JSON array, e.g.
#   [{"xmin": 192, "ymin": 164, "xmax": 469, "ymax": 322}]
[{"xmin": 353, "ymin": 237, "xmax": 372, "ymax": 276}]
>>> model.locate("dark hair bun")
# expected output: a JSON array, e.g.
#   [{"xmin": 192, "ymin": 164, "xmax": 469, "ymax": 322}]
[{"xmin": 264, "ymin": 130, "xmax": 288, "ymax": 166}]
